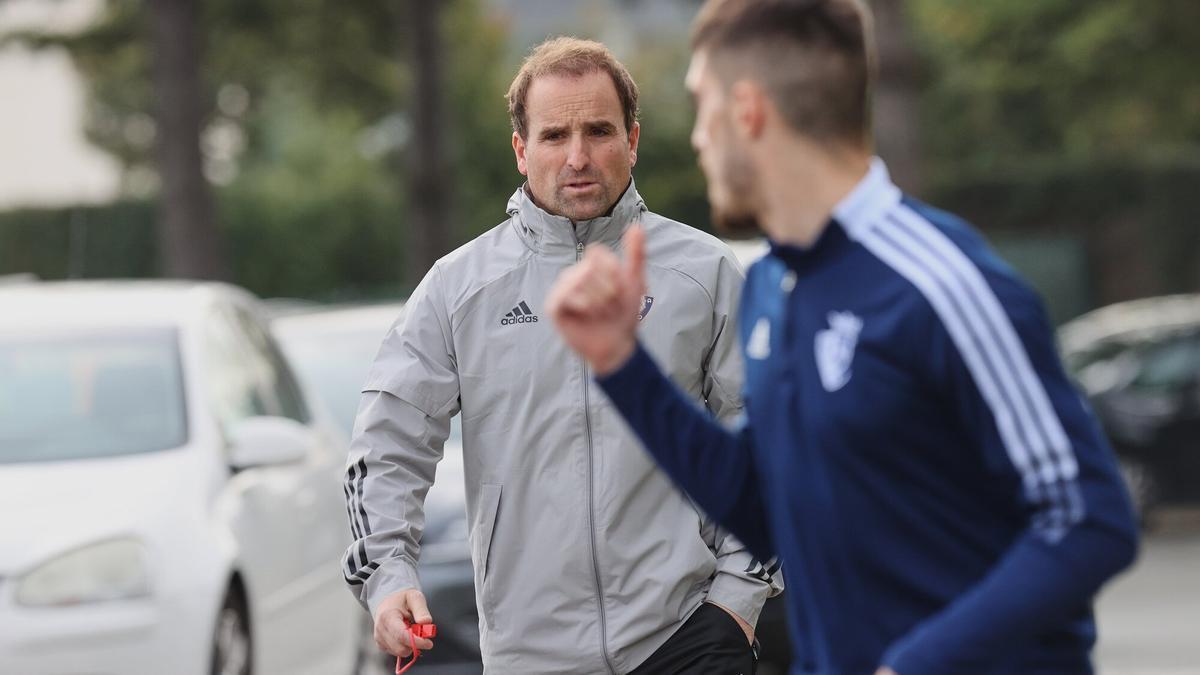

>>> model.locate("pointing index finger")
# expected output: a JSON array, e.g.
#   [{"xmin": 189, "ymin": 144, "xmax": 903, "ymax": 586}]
[{"xmin": 624, "ymin": 224, "xmax": 646, "ymax": 295}]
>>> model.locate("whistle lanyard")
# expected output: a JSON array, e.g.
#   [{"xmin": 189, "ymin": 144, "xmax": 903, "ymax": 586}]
[{"xmin": 395, "ymin": 623, "xmax": 438, "ymax": 674}]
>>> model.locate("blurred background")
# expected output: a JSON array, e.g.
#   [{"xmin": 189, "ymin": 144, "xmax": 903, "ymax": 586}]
[
  {"xmin": 1, "ymin": 0, "xmax": 1198, "ymax": 673},
  {"xmin": 3, "ymin": 0, "xmax": 1199, "ymax": 314}
]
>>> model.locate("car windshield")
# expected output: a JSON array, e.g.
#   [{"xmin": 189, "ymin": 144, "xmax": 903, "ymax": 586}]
[
  {"xmin": 276, "ymin": 322, "xmax": 463, "ymax": 445},
  {"xmin": 0, "ymin": 328, "xmax": 188, "ymax": 464},
  {"xmin": 1067, "ymin": 331, "xmax": 1200, "ymax": 396},
  {"xmin": 1127, "ymin": 333, "xmax": 1200, "ymax": 392}
]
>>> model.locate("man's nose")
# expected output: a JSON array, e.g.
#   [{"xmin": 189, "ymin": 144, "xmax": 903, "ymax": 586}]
[{"xmin": 566, "ymin": 134, "xmax": 590, "ymax": 171}]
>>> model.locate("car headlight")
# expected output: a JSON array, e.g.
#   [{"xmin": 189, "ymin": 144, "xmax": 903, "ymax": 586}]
[{"xmin": 16, "ymin": 538, "xmax": 151, "ymax": 607}]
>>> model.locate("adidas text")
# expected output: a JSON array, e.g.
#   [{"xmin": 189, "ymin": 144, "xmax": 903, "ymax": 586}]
[{"xmin": 501, "ymin": 301, "xmax": 539, "ymax": 326}]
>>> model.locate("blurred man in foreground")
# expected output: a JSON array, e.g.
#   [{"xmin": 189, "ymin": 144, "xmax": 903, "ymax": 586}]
[
  {"xmin": 548, "ymin": 1, "xmax": 1139, "ymax": 673},
  {"xmin": 343, "ymin": 37, "xmax": 780, "ymax": 674}
]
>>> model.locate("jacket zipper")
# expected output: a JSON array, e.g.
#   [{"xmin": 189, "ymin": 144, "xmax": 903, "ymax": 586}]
[{"xmin": 578, "ymin": 239, "xmax": 617, "ymax": 674}]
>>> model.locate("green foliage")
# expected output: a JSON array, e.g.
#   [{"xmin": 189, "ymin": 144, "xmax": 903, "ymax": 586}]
[
  {"xmin": 911, "ymin": 0, "xmax": 1200, "ymax": 177},
  {"xmin": 218, "ymin": 87, "xmax": 404, "ymax": 299},
  {"xmin": 2, "ymin": 0, "xmax": 515, "ymax": 299},
  {"xmin": 442, "ymin": 0, "xmax": 523, "ymax": 240},
  {"xmin": 0, "ymin": 201, "xmax": 156, "ymax": 280},
  {"xmin": 913, "ymin": 0, "xmax": 1200, "ymax": 304},
  {"xmin": 627, "ymin": 44, "xmax": 712, "ymax": 233},
  {"xmin": 4, "ymin": 0, "xmax": 406, "ymax": 172},
  {"xmin": 1, "ymin": 0, "xmax": 716, "ymax": 299},
  {"xmin": 9, "ymin": 0, "xmax": 1198, "ymax": 303}
]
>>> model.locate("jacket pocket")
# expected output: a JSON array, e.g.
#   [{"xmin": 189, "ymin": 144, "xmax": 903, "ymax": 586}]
[{"xmin": 472, "ymin": 483, "xmax": 502, "ymax": 627}]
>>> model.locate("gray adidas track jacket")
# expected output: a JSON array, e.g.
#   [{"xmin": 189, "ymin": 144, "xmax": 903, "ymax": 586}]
[{"xmin": 343, "ymin": 181, "xmax": 782, "ymax": 673}]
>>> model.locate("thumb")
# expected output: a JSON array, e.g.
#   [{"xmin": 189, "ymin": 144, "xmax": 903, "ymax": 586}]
[
  {"xmin": 407, "ymin": 590, "xmax": 433, "ymax": 625},
  {"xmin": 624, "ymin": 224, "xmax": 646, "ymax": 296}
]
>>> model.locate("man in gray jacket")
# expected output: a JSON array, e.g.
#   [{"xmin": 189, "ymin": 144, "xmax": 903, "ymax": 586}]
[{"xmin": 343, "ymin": 37, "xmax": 781, "ymax": 674}]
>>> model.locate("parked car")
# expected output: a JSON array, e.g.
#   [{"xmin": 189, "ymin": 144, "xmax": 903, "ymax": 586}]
[
  {"xmin": 1059, "ymin": 293, "xmax": 1200, "ymax": 520},
  {"xmin": 0, "ymin": 281, "xmax": 365, "ymax": 675},
  {"xmin": 272, "ymin": 304, "xmax": 480, "ymax": 670}
]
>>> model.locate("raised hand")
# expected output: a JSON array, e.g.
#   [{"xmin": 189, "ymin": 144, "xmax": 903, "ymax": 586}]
[{"xmin": 546, "ymin": 224, "xmax": 647, "ymax": 375}]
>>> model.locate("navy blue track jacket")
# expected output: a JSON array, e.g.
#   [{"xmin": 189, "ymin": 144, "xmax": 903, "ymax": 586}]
[{"xmin": 596, "ymin": 159, "xmax": 1139, "ymax": 674}]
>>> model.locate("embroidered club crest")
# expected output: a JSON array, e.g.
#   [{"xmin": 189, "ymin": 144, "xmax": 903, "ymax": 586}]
[
  {"xmin": 814, "ymin": 311, "xmax": 862, "ymax": 392},
  {"xmin": 637, "ymin": 295, "xmax": 654, "ymax": 321}
]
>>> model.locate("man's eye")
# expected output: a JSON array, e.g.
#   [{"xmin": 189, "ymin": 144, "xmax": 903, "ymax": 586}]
[
  {"xmin": 545, "ymin": 132, "xmax": 564, "ymax": 141},
  {"xmin": 591, "ymin": 128, "xmax": 612, "ymax": 136}
]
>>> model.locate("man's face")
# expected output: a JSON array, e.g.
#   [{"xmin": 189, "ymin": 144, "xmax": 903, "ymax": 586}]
[
  {"xmin": 686, "ymin": 50, "xmax": 761, "ymax": 237},
  {"xmin": 513, "ymin": 71, "xmax": 639, "ymax": 222}
]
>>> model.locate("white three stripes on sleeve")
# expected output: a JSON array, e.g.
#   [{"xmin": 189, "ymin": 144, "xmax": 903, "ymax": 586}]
[
  {"xmin": 343, "ymin": 459, "xmax": 375, "ymax": 584},
  {"xmin": 848, "ymin": 204, "xmax": 1084, "ymax": 541}
]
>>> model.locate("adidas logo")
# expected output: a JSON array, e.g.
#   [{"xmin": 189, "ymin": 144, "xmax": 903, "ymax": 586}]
[{"xmin": 500, "ymin": 300, "xmax": 539, "ymax": 326}]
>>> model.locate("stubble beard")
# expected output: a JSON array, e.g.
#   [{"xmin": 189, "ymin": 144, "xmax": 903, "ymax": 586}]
[
  {"xmin": 552, "ymin": 173, "xmax": 630, "ymax": 222},
  {"xmin": 554, "ymin": 188, "xmax": 611, "ymax": 222},
  {"xmin": 710, "ymin": 148, "xmax": 762, "ymax": 239}
]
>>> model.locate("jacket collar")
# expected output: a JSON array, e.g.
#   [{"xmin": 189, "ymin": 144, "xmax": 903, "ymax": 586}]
[
  {"xmin": 507, "ymin": 178, "xmax": 646, "ymax": 257},
  {"xmin": 831, "ymin": 156, "xmax": 902, "ymax": 238},
  {"xmin": 767, "ymin": 156, "xmax": 901, "ymax": 270}
]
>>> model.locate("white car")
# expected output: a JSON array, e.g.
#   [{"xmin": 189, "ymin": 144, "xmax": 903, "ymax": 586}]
[{"xmin": 0, "ymin": 281, "xmax": 364, "ymax": 675}]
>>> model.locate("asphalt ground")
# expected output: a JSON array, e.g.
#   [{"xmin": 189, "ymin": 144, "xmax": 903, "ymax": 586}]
[{"xmin": 1096, "ymin": 508, "xmax": 1200, "ymax": 674}]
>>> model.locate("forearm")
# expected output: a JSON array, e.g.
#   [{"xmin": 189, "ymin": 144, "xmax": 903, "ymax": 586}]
[
  {"xmin": 702, "ymin": 517, "xmax": 784, "ymax": 629},
  {"xmin": 343, "ymin": 390, "xmax": 446, "ymax": 613},
  {"xmin": 707, "ymin": 561, "xmax": 774, "ymax": 628},
  {"xmin": 596, "ymin": 342, "xmax": 773, "ymax": 560},
  {"xmin": 883, "ymin": 518, "xmax": 1137, "ymax": 673}
]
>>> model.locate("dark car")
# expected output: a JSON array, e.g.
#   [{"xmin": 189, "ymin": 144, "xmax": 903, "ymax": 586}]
[{"xmin": 1059, "ymin": 294, "xmax": 1200, "ymax": 521}]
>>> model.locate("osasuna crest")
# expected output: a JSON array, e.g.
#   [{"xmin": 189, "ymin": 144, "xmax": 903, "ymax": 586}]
[
  {"xmin": 637, "ymin": 295, "xmax": 654, "ymax": 321},
  {"xmin": 815, "ymin": 311, "xmax": 862, "ymax": 392}
]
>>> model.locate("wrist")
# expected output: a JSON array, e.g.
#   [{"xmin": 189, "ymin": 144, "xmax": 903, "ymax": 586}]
[
  {"xmin": 591, "ymin": 337, "xmax": 637, "ymax": 376},
  {"xmin": 706, "ymin": 601, "xmax": 754, "ymax": 644}
]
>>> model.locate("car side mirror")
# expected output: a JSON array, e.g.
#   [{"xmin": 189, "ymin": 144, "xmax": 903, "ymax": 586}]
[{"xmin": 228, "ymin": 416, "xmax": 313, "ymax": 470}]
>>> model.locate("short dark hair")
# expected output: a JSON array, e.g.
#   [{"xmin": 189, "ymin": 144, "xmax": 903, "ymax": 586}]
[
  {"xmin": 506, "ymin": 37, "xmax": 640, "ymax": 140},
  {"xmin": 691, "ymin": 0, "xmax": 875, "ymax": 146}
]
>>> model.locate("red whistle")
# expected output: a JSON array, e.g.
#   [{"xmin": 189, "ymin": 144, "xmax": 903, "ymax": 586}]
[
  {"xmin": 395, "ymin": 623, "xmax": 437, "ymax": 674},
  {"xmin": 409, "ymin": 623, "xmax": 437, "ymax": 639}
]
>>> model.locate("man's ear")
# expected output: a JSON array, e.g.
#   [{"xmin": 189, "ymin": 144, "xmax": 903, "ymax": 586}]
[
  {"xmin": 627, "ymin": 121, "xmax": 640, "ymax": 167},
  {"xmin": 512, "ymin": 131, "xmax": 529, "ymax": 176},
  {"xmin": 730, "ymin": 80, "xmax": 767, "ymax": 141}
]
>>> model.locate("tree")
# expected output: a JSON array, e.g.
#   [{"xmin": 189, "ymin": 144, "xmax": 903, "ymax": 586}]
[
  {"xmin": 2, "ymin": 0, "xmax": 501, "ymax": 294},
  {"xmin": 911, "ymin": 0, "xmax": 1200, "ymax": 304},
  {"xmin": 403, "ymin": 0, "xmax": 453, "ymax": 287},
  {"xmin": 148, "ymin": 0, "xmax": 226, "ymax": 279},
  {"xmin": 5, "ymin": 0, "xmax": 230, "ymax": 278},
  {"xmin": 870, "ymin": 0, "xmax": 924, "ymax": 195},
  {"xmin": 911, "ymin": 0, "xmax": 1200, "ymax": 177}
]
